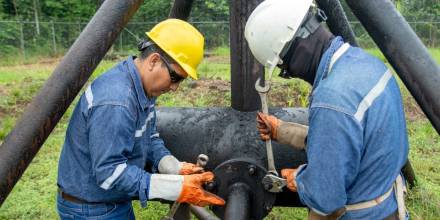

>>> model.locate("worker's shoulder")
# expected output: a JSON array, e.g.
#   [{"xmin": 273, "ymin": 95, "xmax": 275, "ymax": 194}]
[
  {"xmin": 86, "ymin": 62, "xmax": 136, "ymax": 108},
  {"xmin": 311, "ymin": 47, "xmax": 390, "ymax": 115},
  {"xmin": 333, "ymin": 46, "xmax": 388, "ymax": 78}
]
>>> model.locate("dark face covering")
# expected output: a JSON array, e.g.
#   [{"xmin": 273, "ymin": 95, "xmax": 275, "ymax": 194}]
[{"xmin": 279, "ymin": 25, "xmax": 334, "ymax": 85}]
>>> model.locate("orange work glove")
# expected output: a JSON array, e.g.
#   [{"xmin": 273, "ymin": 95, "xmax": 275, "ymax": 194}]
[
  {"xmin": 256, "ymin": 112, "xmax": 281, "ymax": 141},
  {"xmin": 177, "ymin": 172, "xmax": 225, "ymax": 206},
  {"xmin": 179, "ymin": 162, "xmax": 204, "ymax": 175},
  {"xmin": 281, "ymin": 168, "xmax": 299, "ymax": 192}
]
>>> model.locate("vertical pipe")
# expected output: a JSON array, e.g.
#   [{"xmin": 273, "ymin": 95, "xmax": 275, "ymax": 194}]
[
  {"xmin": 224, "ymin": 183, "xmax": 250, "ymax": 220},
  {"xmin": 0, "ymin": 0, "xmax": 144, "ymax": 206},
  {"xmin": 169, "ymin": 0, "xmax": 195, "ymax": 20},
  {"xmin": 345, "ymin": 0, "xmax": 440, "ymax": 134},
  {"xmin": 166, "ymin": 2, "xmax": 196, "ymax": 218},
  {"xmin": 316, "ymin": 0, "xmax": 358, "ymax": 46},
  {"xmin": 230, "ymin": 0, "xmax": 264, "ymax": 112}
]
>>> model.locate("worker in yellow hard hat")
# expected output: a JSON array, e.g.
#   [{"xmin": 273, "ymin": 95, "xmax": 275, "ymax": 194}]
[{"xmin": 56, "ymin": 19, "xmax": 224, "ymax": 220}]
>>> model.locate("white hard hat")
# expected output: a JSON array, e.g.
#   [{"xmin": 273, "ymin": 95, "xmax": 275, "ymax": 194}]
[{"xmin": 245, "ymin": 0, "xmax": 314, "ymax": 70}]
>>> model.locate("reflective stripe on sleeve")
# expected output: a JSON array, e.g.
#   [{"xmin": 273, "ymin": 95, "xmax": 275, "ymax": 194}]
[{"xmin": 100, "ymin": 163, "xmax": 127, "ymax": 190}]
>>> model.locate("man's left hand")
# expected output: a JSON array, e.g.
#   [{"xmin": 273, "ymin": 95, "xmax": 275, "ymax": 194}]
[
  {"xmin": 281, "ymin": 168, "xmax": 299, "ymax": 192},
  {"xmin": 179, "ymin": 162, "xmax": 204, "ymax": 175}
]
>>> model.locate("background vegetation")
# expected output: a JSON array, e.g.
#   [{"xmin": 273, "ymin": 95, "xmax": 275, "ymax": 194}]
[{"xmin": 0, "ymin": 0, "xmax": 439, "ymax": 219}]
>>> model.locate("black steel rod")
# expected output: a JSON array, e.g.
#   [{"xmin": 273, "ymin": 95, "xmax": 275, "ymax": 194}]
[
  {"xmin": 224, "ymin": 183, "xmax": 251, "ymax": 220},
  {"xmin": 230, "ymin": 0, "xmax": 264, "ymax": 112},
  {"xmin": 190, "ymin": 206, "xmax": 220, "ymax": 220},
  {"xmin": 0, "ymin": 0, "xmax": 144, "ymax": 206},
  {"xmin": 316, "ymin": 0, "xmax": 358, "ymax": 46},
  {"xmin": 345, "ymin": 0, "xmax": 440, "ymax": 134},
  {"xmin": 169, "ymin": 0, "xmax": 194, "ymax": 20}
]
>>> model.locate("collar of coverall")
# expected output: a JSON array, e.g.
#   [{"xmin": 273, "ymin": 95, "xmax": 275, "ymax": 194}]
[{"xmin": 279, "ymin": 25, "xmax": 334, "ymax": 85}]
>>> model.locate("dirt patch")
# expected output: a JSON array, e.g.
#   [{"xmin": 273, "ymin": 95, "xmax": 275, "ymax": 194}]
[
  {"xmin": 204, "ymin": 55, "xmax": 229, "ymax": 64},
  {"xmin": 0, "ymin": 57, "xmax": 60, "ymax": 72},
  {"xmin": 404, "ymin": 95, "xmax": 426, "ymax": 121},
  {"xmin": 187, "ymin": 79, "xmax": 231, "ymax": 91},
  {"xmin": 0, "ymin": 85, "xmax": 9, "ymax": 119}
]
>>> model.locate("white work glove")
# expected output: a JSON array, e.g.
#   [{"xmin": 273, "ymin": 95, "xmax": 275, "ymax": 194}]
[{"xmin": 148, "ymin": 173, "xmax": 225, "ymax": 206}]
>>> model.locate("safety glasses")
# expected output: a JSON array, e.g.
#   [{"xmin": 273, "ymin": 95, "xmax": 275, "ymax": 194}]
[{"xmin": 160, "ymin": 56, "xmax": 185, "ymax": 83}]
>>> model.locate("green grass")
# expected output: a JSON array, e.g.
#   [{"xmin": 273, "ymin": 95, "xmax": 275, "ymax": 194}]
[{"xmin": 0, "ymin": 48, "xmax": 439, "ymax": 219}]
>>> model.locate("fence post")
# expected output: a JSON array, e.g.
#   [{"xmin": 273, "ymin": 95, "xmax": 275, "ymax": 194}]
[
  {"xmin": 51, "ymin": 21, "xmax": 57, "ymax": 54},
  {"xmin": 119, "ymin": 31, "xmax": 123, "ymax": 51},
  {"xmin": 19, "ymin": 21, "xmax": 25, "ymax": 58},
  {"xmin": 77, "ymin": 21, "xmax": 81, "ymax": 36}
]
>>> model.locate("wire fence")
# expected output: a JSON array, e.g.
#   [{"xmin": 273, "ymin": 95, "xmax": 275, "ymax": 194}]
[{"xmin": 0, "ymin": 20, "xmax": 439, "ymax": 58}]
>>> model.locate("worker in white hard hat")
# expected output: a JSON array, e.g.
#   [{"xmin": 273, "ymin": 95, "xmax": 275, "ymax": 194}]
[{"xmin": 246, "ymin": 1, "xmax": 409, "ymax": 219}]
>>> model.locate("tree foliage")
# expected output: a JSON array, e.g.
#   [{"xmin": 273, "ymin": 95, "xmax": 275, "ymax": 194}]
[{"xmin": 0, "ymin": 0, "xmax": 229, "ymax": 22}]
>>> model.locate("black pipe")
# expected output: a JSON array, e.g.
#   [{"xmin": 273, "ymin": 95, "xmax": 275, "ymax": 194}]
[
  {"xmin": 402, "ymin": 160, "xmax": 417, "ymax": 189},
  {"xmin": 167, "ymin": 2, "xmax": 195, "ymax": 219},
  {"xmin": 169, "ymin": 0, "xmax": 194, "ymax": 20},
  {"xmin": 0, "ymin": 0, "xmax": 144, "ymax": 206},
  {"xmin": 156, "ymin": 107, "xmax": 308, "ymax": 173},
  {"xmin": 345, "ymin": 0, "xmax": 440, "ymax": 134},
  {"xmin": 224, "ymin": 183, "xmax": 251, "ymax": 220},
  {"xmin": 190, "ymin": 206, "xmax": 220, "ymax": 220},
  {"xmin": 316, "ymin": 0, "xmax": 358, "ymax": 46},
  {"xmin": 156, "ymin": 107, "xmax": 308, "ymax": 208},
  {"xmin": 230, "ymin": 0, "xmax": 264, "ymax": 112}
]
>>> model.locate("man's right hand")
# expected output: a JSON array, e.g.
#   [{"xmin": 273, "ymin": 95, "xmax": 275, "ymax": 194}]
[
  {"xmin": 177, "ymin": 172, "xmax": 225, "ymax": 206},
  {"xmin": 256, "ymin": 112, "xmax": 281, "ymax": 141}
]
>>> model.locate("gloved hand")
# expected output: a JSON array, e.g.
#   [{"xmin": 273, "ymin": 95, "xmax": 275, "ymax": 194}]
[
  {"xmin": 177, "ymin": 172, "xmax": 225, "ymax": 206},
  {"xmin": 281, "ymin": 168, "xmax": 299, "ymax": 192},
  {"xmin": 256, "ymin": 112, "xmax": 280, "ymax": 141},
  {"xmin": 179, "ymin": 162, "xmax": 204, "ymax": 175},
  {"xmin": 148, "ymin": 172, "xmax": 225, "ymax": 207},
  {"xmin": 158, "ymin": 155, "xmax": 203, "ymax": 175}
]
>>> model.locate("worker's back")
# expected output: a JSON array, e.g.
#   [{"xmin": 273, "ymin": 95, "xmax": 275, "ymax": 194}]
[{"xmin": 295, "ymin": 37, "xmax": 409, "ymax": 219}]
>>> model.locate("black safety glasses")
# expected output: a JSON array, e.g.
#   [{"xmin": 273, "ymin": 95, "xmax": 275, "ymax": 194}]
[{"xmin": 160, "ymin": 56, "xmax": 185, "ymax": 83}]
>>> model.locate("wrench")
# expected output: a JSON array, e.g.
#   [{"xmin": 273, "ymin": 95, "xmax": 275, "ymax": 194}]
[
  {"xmin": 262, "ymin": 173, "xmax": 287, "ymax": 193},
  {"xmin": 255, "ymin": 77, "xmax": 278, "ymax": 177},
  {"xmin": 161, "ymin": 154, "xmax": 209, "ymax": 220}
]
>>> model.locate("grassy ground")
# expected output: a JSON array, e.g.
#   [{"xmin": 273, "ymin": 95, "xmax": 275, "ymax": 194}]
[{"xmin": 0, "ymin": 48, "xmax": 439, "ymax": 219}]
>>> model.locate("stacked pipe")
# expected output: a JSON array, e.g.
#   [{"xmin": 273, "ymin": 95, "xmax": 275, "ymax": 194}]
[{"xmin": 0, "ymin": 0, "xmax": 145, "ymax": 206}]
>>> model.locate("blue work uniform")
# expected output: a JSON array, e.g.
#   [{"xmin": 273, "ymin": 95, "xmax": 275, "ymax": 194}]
[
  {"xmin": 57, "ymin": 56, "xmax": 171, "ymax": 218},
  {"xmin": 295, "ymin": 37, "xmax": 409, "ymax": 219}
]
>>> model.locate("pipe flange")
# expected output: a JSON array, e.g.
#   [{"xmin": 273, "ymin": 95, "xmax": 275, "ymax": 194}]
[{"xmin": 209, "ymin": 158, "xmax": 277, "ymax": 220}]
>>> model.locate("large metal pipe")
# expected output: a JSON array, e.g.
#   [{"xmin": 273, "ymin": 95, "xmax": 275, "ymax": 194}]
[
  {"xmin": 169, "ymin": 0, "xmax": 194, "ymax": 20},
  {"xmin": 0, "ymin": 0, "xmax": 144, "ymax": 206},
  {"xmin": 157, "ymin": 107, "xmax": 308, "ymax": 173},
  {"xmin": 156, "ymin": 107, "xmax": 308, "ymax": 208},
  {"xmin": 224, "ymin": 183, "xmax": 251, "ymax": 220},
  {"xmin": 345, "ymin": 0, "xmax": 440, "ymax": 134},
  {"xmin": 230, "ymin": 0, "xmax": 264, "ymax": 112},
  {"xmin": 316, "ymin": 0, "xmax": 358, "ymax": 46}
]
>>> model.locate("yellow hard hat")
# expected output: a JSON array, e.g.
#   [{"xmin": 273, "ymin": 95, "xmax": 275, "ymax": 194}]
[{"xmin": 146, "ymin": 19, "xmax": 204, "ymax": 80}]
